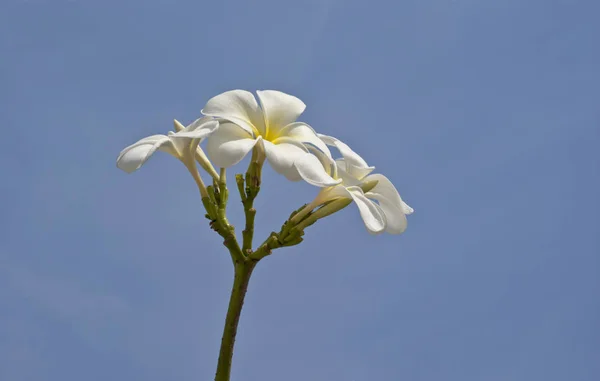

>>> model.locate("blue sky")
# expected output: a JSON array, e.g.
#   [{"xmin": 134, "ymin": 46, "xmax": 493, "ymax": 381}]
[{"xmin": 1, "ymin": 0, "xmax": 599, "ymax": 380}]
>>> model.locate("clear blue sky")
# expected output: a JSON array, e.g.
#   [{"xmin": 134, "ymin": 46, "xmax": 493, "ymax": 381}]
[{"xmin": 1, "ymin": 0, "xmax": 599, "ymax": 380}]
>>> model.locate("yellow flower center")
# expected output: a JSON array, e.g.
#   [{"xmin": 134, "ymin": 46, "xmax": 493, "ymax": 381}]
[{"xmin": 262, "ymin": 123, "xmax": 282, "ymax": 142}]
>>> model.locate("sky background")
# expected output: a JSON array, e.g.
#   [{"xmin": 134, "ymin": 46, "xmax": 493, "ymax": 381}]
[{"xmin": 1, "ymin": 0, "xmax": 599, "ymax": 380}]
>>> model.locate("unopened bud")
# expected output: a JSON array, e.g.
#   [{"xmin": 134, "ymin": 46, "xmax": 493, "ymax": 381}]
[
  {"xmin": 173, "ymin": 119, "xmax": 185, "ymax": 132},
  {"xmin": 309, "ymin": 198, "xmax": 352, "ymax": 221}
]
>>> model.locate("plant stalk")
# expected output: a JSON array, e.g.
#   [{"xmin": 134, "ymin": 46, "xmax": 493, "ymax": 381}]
[{"xmin": 214, "ymin": 261, "xmax": 256, "ymax": 381}]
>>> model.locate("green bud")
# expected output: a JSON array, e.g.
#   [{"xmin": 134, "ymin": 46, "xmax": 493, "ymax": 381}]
[
  {"xmin": 207, "ymin": 185, "xmax": 217, "ymax": 203},
  {"xmin": 310, "ymin": 198, "xmax": 352, "ymax": 220},
  {"xmin": 288, "ymin": 203, "xmax": 308, "ymax": 219},
  {"xmin": 201, "ymin": 196, "xmax": 217, "ymax": 220}
]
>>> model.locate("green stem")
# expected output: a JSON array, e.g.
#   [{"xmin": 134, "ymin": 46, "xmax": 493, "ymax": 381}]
[
  {"xmin": 214, "ymin": 261, "xmax": 256, "ymax": 381},
  {"xmin": 242, "ymin": 203, "xmax": 256, "ymax": 253},
  {"xmin": 241, "ymin": 156, "xmax": 262, "ymax": 253}
]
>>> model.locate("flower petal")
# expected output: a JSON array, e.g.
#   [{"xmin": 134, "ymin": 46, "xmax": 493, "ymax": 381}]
[
  {"xmin": 401, "ymin": 201, "xmax": 414, "ymax": 215},
  {"xmin": 262, "ymin": 140, "xmax": 307, "ymax": 181},
  {"xmin": 201, "ymin": 90, "xmax": 265, "ymax": 136},
  {"xmin": 319, "ymin": 134, "xmax": 374, "ymax": 179},
  {"xmin": 116, "ymin": 135, "xmax": 175, "ymax": 173},
  {"xmin": 334, "ymin": 159, "xmax": 363, "ymax": 187},
  {"xmin": 364, "ymin": 173, "xmax": 412, "ymax": 234},
  {"xmin": 369, "ymin": 195, "xmax": 408, "ymax": 234},
  {"xmin": 168, "ymin": 118, "xmax": 220, "ymax": 158},
  {"xmin": 363, "ymin": 173, "xmax": 410, "ymax": 211},
  {"xmin": 345, "ymin": 186, "xmax": 386, "ymax": 234},
  {"xmin": 206, "ymin": 122, "xmax": 258, "ymax": 168},
  {"xmin": 303, "ymin": 142, "xmax": 337, "ymax": 180},
  {"xmin": 294, "ymin": 153, "xmax": 341, "ymax": 187},
  {"xmin": 256, "ymin": 90, "xmax": 305, "ymax": 136},
  {"xmin": 277, "ymin": 122, "xmax": 331, "ymax": 159},
  {"xmin": 173, "ymin": 117, "xmax": 219, "ymax": 138}
]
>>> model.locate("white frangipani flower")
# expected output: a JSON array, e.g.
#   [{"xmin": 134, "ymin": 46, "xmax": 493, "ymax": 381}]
[
  {"xmin": 116, "ymin": 117, "xmax": 219, "ymax": 196},
  {"xmin": 201, "ymin": 90, "xmax": 340, "ymax": 187},
  {"xmin": 295, "ymin": 134, "xmax": 413, "ymax": 235}
]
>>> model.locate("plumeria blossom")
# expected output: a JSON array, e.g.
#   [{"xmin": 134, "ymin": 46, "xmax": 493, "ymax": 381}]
[
  {"xmin": 116, "ymin": 117, "xmax": 219, "ymax": 195},
  {"xmin": 116, "ymin": 90, "xmax": 415, "ymax": 381},
  {"xmin": 297, "ymin": 134, "xmax": 414, "ymax": 235},
  {"xmin": 201, "ymin": 90, "xmax": 340, "ymax": 187}
]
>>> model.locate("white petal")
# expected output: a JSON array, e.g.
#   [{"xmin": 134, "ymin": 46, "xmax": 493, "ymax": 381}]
[
  {"xmin": 312, "ymin": 147, "xmax": 337, "ymax": 179},
  {"xmin": 277, "ymin": 122, "xmax": 331, "ymax": 159},
  {"xmin": 116, "ymin": 135, "xmax": 175, "ymax": 173},
  {"xmin": 373, "ymin": 195, "xmax": 408, "ymax": 234},
  {"xmin": 345, "ymin": 186, "xmax": 386, "ymax": 234},
  {"xmin": 206, "ymin": 122, "xmax": 258, "ymax": 168},
  {"xmin": 168, "ymin": 119, "xmax": 220, "ymax": 157},
  {"xmin": 349, "ymin": 163, "xmax": 376, "ymax": 180},
  {"xmin": 256, "ymin": 90, "xmax": 305, "ymax": 136},
  {"xmin": 201, "ymin": 90, "xmax": 265, "ymax": 136},
  {"xmin": 174, "ymin": 117, "xmax": 219, "ymax": 138},
  {"xmin": 294, "ymin": 153, "xmax": 341, "ymax": 187},
  {"xmin": 364, "ymin": 173, "xmax": 412, "ymax": 234},
  {"xmin": 262, "ymin": 140, "xmax": 307, "ymax": 180},
  {"xmin": 334, "ymin": 159, "xmax": 363, "ymax": 186},
  {"xmin": 363, "ymin": 173, "xmax": 409, "ymax": 212},
  {"xmin": 301, "ymin": 139, "xmax": 336, "ymax": 178},
  {"xmin": 319, "ymin": 134, "xmax": 374, "ymax": 179}
]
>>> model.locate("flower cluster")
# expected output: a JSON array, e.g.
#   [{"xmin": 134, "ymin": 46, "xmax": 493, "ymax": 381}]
[{"xmin": 117, "ymin": 90, "xmax": 413, "ymax": 239}]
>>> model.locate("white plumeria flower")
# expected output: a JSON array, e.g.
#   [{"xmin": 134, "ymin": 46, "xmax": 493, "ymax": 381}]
[
  {"xmin": 116, "ymin": 117, "xmax": 219, "ymax": 195},
  {"xmin": 297, "ymin": 134, "xmax": 413, "ymax": 235},
  {"xmin": 201, "ymin": 90, "xmax": 340, "ymax": 187}
]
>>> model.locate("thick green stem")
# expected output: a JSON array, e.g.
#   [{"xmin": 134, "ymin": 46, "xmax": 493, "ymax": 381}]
[
  {"xmin": 214, "ymin": 261, "xmax": 256, "ymax": 381},
  {"xmin": 242, "ymin": 207, "xmax": 256, "ymax": 253}
]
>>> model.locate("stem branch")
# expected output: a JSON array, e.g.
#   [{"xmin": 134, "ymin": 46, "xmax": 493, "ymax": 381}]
[{"xmin": 240, "ymin": 154, "xmax": 262, "ymax": 254}]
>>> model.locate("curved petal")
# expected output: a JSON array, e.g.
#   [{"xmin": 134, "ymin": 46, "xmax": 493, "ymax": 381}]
[
  {"xmin": 262, "ymin": 140, "xmax": 307, "ymax": 181},
  {"xmin": 206, "ymin": 122, "xmax": 257, "ymax": 168},
  {"xmin": 345, "ymin": 186, "xmax": 386, "ymax": 234},
  {"xmin": 174, "ymin": 117, "xmax": 219, "ymax": 138},
  {"xmin": 319, "ymin": 134, "xmax": 374, "ymax": 179},
  {"xmin": 116, "ymin": 135, "xmax": 175, "ymax": 173},
  {"xmin": 304, "ymin": 143, "xmax": 336, "ymax": 179},
  {"xmin": 334, "ymin": 160, "xmax": 363, "ymax": 187},
  {"xmin": 294, "ymin": 153, "xmax": 341, "ymax": 187},
  {"xmin": 169, "ymin": 119, "xmax": 220, "ymax": 157},
  {"xmin": 201, "ymin": 90, "xmax": 265, "ymax": 136},
  {"xmin": 363, "ymin": 173, "xmax": 412, "ymax": 234},
  {"xmin": 281, "ymin": 167, "xmax": 303, "ymax": 181},
  {"xmin": 366, "ymin": 194, "xmax": 407, "ymax": 234},
  {"xmin": 401, "ymin": 201, "xmax": 414, "ymax": 215},
  {"xmin": 363, "ymin": 173, "xmax": 410, "ymax": 213},
  {"xmin": 256, "ymin": 90, "xmax": 305, "ymax": 136},
  {"xmin": 349, "ymin": 163, "xmax": 376, "ymax": 180},
  {"xmin": 267, "ymin": 135, "xmax": 308, "ymax": 151},
  {"xmin": 277, "ymin": 122, "xmax": 331, "ymax": 159}
]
